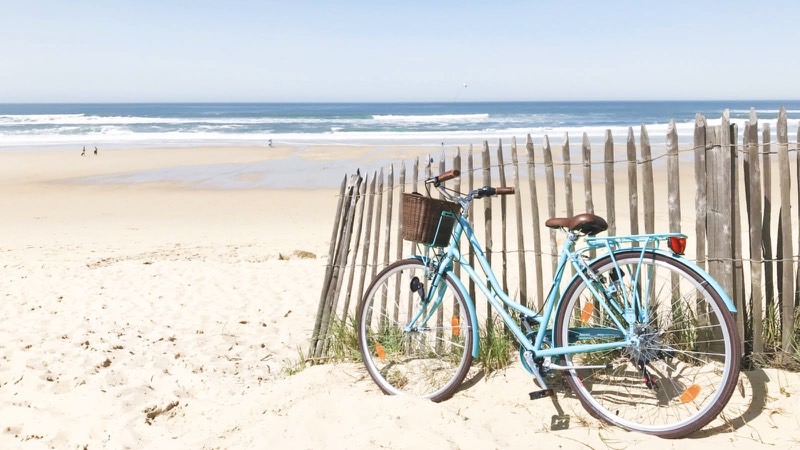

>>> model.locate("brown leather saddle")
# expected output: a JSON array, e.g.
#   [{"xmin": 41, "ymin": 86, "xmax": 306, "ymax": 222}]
[{"xmin": 545, "ymin": 213, "xmax": 608, "ymax": 236}]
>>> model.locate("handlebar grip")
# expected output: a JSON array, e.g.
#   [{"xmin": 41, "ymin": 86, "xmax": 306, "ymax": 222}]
[
  {"xmin": 495, "ymin": 187, "xmax": 515, "ymax": 195},
  {"xmin": 435, "ymin": 170, "xmax": 460, "ymax": 183}
]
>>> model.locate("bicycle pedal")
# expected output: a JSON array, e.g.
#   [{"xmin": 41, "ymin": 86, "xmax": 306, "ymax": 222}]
[
  {"xmin": 529, "ymin": 389, "xmax": 554, "ymax": 400},
  {"xmin": 550, "ymin": 414, "xmax": 570, "ymax": 431}
]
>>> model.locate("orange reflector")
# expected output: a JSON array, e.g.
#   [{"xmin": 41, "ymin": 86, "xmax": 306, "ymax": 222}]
[
  {"xmin": 581, "ymin": 302, "xmax": 594, "ymax": 323},
  {"xmin": 375, "ymin": 343, "xmax": 386, "ymax": 362},
  {"xmin": 680, "ymin": 384, "xmax": 701, "ymax": 403},
  {"xmin": 451, "ymin": 316, "xmax": 460, "ymax": 336},
  {"xmin": 668, "ymin": 236, "xmax": 687, "ymax": 255}
]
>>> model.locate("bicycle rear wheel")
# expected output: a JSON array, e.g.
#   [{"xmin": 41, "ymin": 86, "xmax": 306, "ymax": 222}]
[
  {"xmin": 554, "ymin": 250, "xmax": 741, "ymax": 438},
  {"xmin": 357, "ymin": 258, "xmax": 473, "ymax": 402}
]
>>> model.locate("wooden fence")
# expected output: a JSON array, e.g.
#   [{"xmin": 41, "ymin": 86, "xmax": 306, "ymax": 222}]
[{"xmin": 310, "ymin": 108, "xmax": 800, "ymax": 364}]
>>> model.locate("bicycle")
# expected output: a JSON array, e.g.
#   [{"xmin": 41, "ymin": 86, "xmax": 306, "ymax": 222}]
[{"xmin": 356, "ymin": 169, "xmax": 742, "ymax": 438}]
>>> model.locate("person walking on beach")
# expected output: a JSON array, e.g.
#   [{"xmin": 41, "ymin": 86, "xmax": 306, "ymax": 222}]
[
  {"xmin": 268, "ymin": 139, "xmax": 273, "ymax": 147},
  {"xmin": 94, "ymin": 146, "xmax": 98, "ymax": 156},
  {"xmin": 81, "ymin": 146, "xmax": 85, "ymax": 157}
]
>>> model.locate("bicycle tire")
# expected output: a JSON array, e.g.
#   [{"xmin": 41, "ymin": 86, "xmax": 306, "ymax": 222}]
[
  {"xmin": 357, "ymin": 258, "xmax": 474, "ymax": 402},
  {"xmin": 554, "ymin": 250, "xmax": 741, "ymax": 438}
]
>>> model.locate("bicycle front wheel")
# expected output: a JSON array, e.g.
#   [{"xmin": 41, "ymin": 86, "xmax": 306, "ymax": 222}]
[
  {"xmin": 357, "ymin": 258, "xmax": 473, "ymax": 402},
  {"xmin": 554, "ymin": 250, "xmax": 741, "ymax": 438}
]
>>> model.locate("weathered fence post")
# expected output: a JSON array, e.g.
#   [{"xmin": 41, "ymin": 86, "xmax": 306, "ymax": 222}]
[
  {"xmin": 730, "ymin": 121, "xmax": 746, "ymax": 346},
  {"xmin": 511, "ymin": 137, "xmax": 529, "ymax": 307},
  {"xmin": 604, "ymin": 130, "xmax": 616, "ymax": 235},
  {"xmin": 354, "ymin": 174, "xmax": 377, "ymax": 319},
  {"xmin": 482, "ymin": 141, "xmax": 493, "ymax": 319},
  {"xmin": 694, "ymin": 114, "xmax": 707, "ymax": 269},
  {"xmin": 340, "ymin": 173, "xmax": 368, "ymax": 321},
  {"xmin": 468, "ymin": 145, "xmax": 476, "ymax": 302},
  {"xmin": 777, "ymin": 107, "xmax": 795, "ymax": 353},
  {"xmin": 626, "ymin": 127, "xmax": 639, "ymax": 236},
  {"xmin": 666, "ymin": 119, "xmax": 680, "ymax": 234},
  {"xmin": 525, "ymin": 134, "xmax": 544, "ymax": 307},
  {"xmin": 562, "ymin": 133, "xmax": 574, "ymax": 218},
  {"xmin": 762, "ymin": 123, "xmax": 775, "ymax": 320},
  {"xmin": 582, "ymin": 132, "xmax": 595, "ymax": 259},
  {"xmin": 543, "ymin": 135, "xmax": 557, "ymax": 271},
  {"xmin": 640, "ymin": 125, "xmax": 655, "ymax": 234},
  {"xmin": 744, "ymin": 109, "xmax": 763, "ymax": 354},
  {"xmin": 380, "ymin": 165, "xmax": 394, "ymax": 321},
  {"xmin": 396, "ymin": 162, "xmax": 406, "ymax": 261},
  {"xmin": 454, "ymin": 148, "xmax": 462, "ymax": 283},
  {"xmin": 497, "ymin": 140, "xmax": 509, "ymax": 293},
  {"xmin": 370, "ymin": 169, "xmax": 385, "ymax": 280},
  {"xmin": 707, "ymin": 112, "xmax": 734, "ymax": 308},
  {"xmin": 582, "ymin": 132, "xmax": 594, "ymax": 215}
]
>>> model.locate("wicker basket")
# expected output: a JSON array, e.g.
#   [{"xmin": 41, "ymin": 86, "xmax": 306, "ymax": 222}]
[{"xmin": 401, "ymin": 193, "xmax": 461, "ymax": 247}]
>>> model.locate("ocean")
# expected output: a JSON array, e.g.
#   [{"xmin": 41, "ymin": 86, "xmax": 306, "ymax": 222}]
[
  {"xmin": 2, "ymin": 101, "xmax": 798, "ymax": 188},
  {"xmin": 1, "ymin": 101, "xmax": 799, "ymax": 150}
]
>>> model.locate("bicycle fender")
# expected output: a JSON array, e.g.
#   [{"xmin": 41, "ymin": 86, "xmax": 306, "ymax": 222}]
[
  {"xmin": 409, "ymin": 256, "xmax": 481, "ymax": 358},
  {"xmin": 662, "ymin": 250, "xmax": 737, "ymax": 313},
  {"xmin": 571, "ymin": 249, "xmax": 737, "ymax": 313}
]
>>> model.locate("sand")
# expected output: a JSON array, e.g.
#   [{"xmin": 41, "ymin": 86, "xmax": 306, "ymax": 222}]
[{"xmin": 1, "ymin": 146, "xmax": 799, "ymax": 449}]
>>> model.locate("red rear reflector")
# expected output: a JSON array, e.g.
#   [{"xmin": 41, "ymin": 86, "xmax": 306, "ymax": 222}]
[{"xmin": 668, "ymin": 236, "xmax": 687, "ymax": 255}]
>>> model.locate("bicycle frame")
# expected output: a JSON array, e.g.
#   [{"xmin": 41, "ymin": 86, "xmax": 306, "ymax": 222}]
[{"xmin": 408, "ymin": 212, "xmax": 736, "ymax": 360}]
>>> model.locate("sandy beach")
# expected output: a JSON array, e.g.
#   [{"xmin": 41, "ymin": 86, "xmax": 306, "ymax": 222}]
[{"xmin": 2, "ymin": 145, "xmax": 799, "ymax": 449}]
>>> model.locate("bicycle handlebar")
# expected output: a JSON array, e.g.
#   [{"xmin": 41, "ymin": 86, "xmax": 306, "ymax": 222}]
[
  {"xmin": 426, "ymin": 169, "xmax": 460, "ymax": 185},
  {"xmin": 474, "ymin": 186, "xmax": 515, "ymax": 199},
  {"xmin": 428, "ymin": 170, "xmax": 516, "ymax": 202}
]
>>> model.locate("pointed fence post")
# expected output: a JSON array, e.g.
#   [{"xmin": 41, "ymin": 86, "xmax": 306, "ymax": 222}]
[
  {"xmin": 730, "ymin": 121, "xmax": 746, "ymax": 346},
  {"xmin": 525, "ymin": 134, "xmax": 544, "ymax": 307},
  {"xmin": 482, "ymin": 141, "xmax": 493, "ymax": 320},
  {"xmin": 604, "ymin": 130, "xmax": 616, "ymax": 236},
  {"xmin": 467, "ymin": 146, "xmax": 476, "ymax": 303},
  {"xmin": 640, "ymin": 125, "xmax": 655, "ymax": 234},
  {"xmin": 562, "ymin": 133, "xmax": 574, "ymax": 217},
  {"xmin": 582, "ymin": 132, "xmax": 595, "ymax": 259},
  {"xmin": 543, "ymin": 135, "xmax": 557, "ymax": 272},
  {"xmin": 666, "ymin": 119, "xmax": 680, "ymax": 234},
  {"xmin": 582, "ymin": 132, "xmax": 594, "ymax": 215},
  {"xmin": 512, "ymin": 138, "xmax": 529, "ymax": 307},
  {"xmin": 762, "ymin": 123, "xmax": 775, "ymax": 319},
  {"xmin": 694, "ymin": 115, "xmax": 707, "ymax": 269},
  {"xmin": 340, "ymin": 174, "xmax": 368, "ymax": 321},
  {"xmin": 626, "ymin": 127, "xmax": 639, "ymax": 236},
  {"xmin": 777, "ymin": 108, "xmax": 795, "ymax": 354},
  {"xmin": 497, "ymin": 140, "xmax": 509, "ymax": 293},
  {"xmin": 744, "ymin": 110, "xmax": 763, "ymax": 354}
]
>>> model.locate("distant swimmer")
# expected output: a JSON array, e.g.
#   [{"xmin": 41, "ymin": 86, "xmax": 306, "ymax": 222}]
[{"xmin": 81, "ymin": 146, "xmax": 85, "ymax": 157}]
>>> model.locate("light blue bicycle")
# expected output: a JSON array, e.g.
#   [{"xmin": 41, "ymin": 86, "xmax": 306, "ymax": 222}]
[{"xmin": 357, "ymin": 170, "xmax": 741, "ymax": 438}]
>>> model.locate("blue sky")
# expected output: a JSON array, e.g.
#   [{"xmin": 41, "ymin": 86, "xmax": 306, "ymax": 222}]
[{"xmin": 2, "ymin": 0, "xmax": 799, "ymax": 102}]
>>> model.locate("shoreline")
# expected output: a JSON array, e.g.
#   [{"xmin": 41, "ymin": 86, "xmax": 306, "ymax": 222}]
[{"xmin": 0, "ymin": 139, "xmax": 686, "ymax": 192}]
